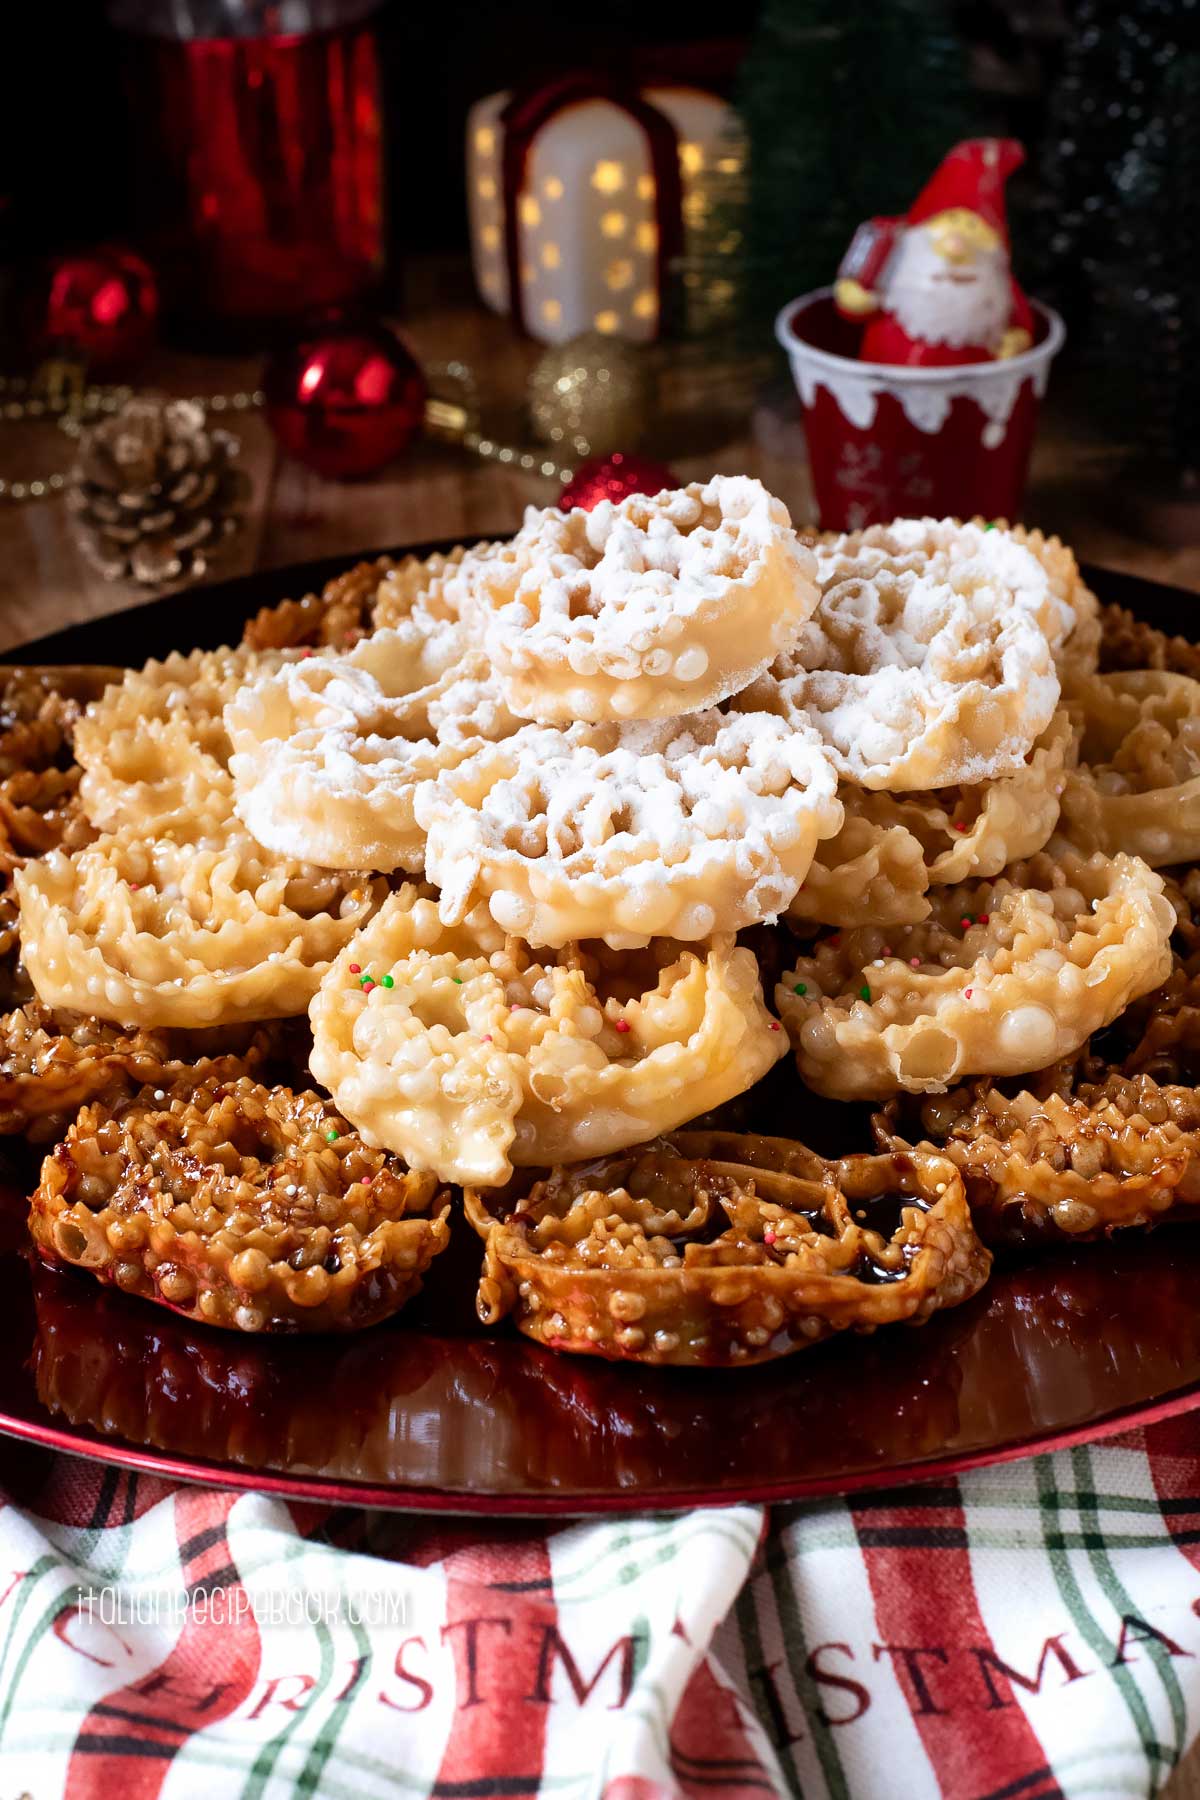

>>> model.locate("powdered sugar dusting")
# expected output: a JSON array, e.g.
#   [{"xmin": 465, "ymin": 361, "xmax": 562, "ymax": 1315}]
[
  {"xmin": 415, "ymin": 708, "xmax": 843, "ymax": 949},
  {"xmin": 478, "ymin": 475, "xmax": 819, "ymax": 723},
  {"xmin": 744, "ymin": 519, "xmax": 1067, "ymax": 790}
]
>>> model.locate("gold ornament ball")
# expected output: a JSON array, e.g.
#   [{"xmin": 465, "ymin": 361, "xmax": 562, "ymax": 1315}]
[{"xmin": 528, "ymin": 333, "xmax": 655, "ymax": 457}]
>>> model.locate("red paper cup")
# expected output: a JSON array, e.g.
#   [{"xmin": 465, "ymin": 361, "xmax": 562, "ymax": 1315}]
[{"xmin": 775, "ymin": 289, "xmax": 1065, "ymax": 531}]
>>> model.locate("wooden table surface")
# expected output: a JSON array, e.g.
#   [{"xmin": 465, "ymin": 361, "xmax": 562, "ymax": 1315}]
[
  {"xmin": 0, "ymin": 260, "xmax": 1198, "ymax": 650},
  {"xmin": 2, "ymin": 263, "xmax": 1200, "ymax": 1796}
]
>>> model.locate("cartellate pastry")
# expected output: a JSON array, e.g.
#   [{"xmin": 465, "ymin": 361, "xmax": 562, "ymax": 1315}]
[
  {"xmin": 17, "ymin": 827, "xmax": 384, "ymax": 1028},
  {"xmin": 309, "ymin": 885, "xmax": 785, "ymax": 1185},
  {"xmin": 1062, "ymin": 670, "xmax": 1200, "ymax": 866},
  {"xmin": 416, "ymin": 709, "xmax": 842, "ymax": 948},
  {"xmin": 742, "ymin": 518, "xmax": 1068, "ymax": 789},
  {"xmin": 226, "ymin": 625, "xmax": 519, "ymax": 873},
  {"xmin": 30, "ymin": 1076, "xmax": 450, "ymax": 1332},
  {"xmin": 74, "ymin": 643, "xmax": 292, "ymax": 838},
  {"xmin": 478, "ymin": 476, "xmax": 819, "ymax": 723},
  {"xmin": 788, "ymin": 709, "xmax": 1074, "ymax": 929},
  {"xmin": 777, "ymin": 849, "xmax": 1174, "ymax": 1099},
  {"xmin": 877, "ymin": 1064, "xmax": 1200, "ymax": 1246},
  {"xmin": 465, "ymin": 1135, "xmax": 990, "ymax": 1365}
]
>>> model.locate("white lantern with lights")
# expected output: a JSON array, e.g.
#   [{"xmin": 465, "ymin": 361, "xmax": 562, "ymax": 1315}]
[{"xmin": 467, "ymin": 85, "xmax": 738, "ymax": 345}]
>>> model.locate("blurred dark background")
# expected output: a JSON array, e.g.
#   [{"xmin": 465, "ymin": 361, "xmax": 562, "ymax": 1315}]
[
  {"xmin": 0, "ymin": 0, "xmax": 1068, "ymax": 264},
  {"xmin": 1, "ymin": 0, "xmax": 1196, "ymax": 513}
]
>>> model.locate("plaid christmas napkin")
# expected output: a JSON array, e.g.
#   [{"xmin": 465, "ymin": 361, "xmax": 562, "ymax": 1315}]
[{"xmin": 2, "ymin": 1415, "xmax": 1200, "ymax": 1800}]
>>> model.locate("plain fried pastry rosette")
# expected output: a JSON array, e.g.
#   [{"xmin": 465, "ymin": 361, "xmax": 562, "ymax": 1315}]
[
  {"xmin": 415, "ymin": 709, "xmax": 843, "ymax": 949},
  {"xmin": 463, "ymin": 1134, "xmax": 990, "ymax": 1365},
  {"xmin": 225, "ymin": 624, "xmax": 519, "ymax": 873},
  {"xmin": 1061, "ymin": 671, "xmax": 1200, "ymax": 866},
  {"xmin": 741, "ymin": 518, "xmax": 1066, "ymax": 790},
  {"xmin": 788, "ymin": 708, "xmax": 1075, "ymax": 929},
  {"xmin": 478, "ymin": 475, "xmax": 819, "ymax": 723},
  {"xmin": 17, "ymin": 824, "xmax": 385, "ymax": 1028},
  {"xmin": 777, "ymin": 848, "xmax": 1174, "ymax": 1100},
  {"xmin": 308, "ymin": 886, "xmax": 786, "ymax": 1186}
]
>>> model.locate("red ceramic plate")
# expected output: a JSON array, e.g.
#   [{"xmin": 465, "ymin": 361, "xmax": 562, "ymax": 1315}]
[{"xmin": 4, "ymin": 548, "xmax": 1200, "ymax": 1515}]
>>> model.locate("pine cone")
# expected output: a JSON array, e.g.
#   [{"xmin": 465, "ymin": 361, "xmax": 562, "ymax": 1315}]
[{"xmin": 68, "ymin": 397, "xmax": 247, "ymax": 586}]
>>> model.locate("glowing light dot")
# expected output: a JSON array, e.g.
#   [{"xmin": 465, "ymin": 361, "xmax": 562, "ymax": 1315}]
[
  {"xmin": 636, "ymin": 173, "xmax": 655, "ymax": 200},
  {"xmin": 679, "ymin": 141, "xmax": 703, "ymax": 175},
  {"xmin": 519, "ymin": 195, "xmax": 541, "ymax": 226},
  {"xmin": 475, "ymin": 126, "xmax": 495, "ymax": 155},
  {"xmin": 632, "ymin": 290, "xmax": 657, "ymax": 320},
  {"xmin": 541, "ymin": 242, "xmax": 561, "ymax": 269},
  {"xmin": 591, "ymin": 160, "xmax": 625, "ymax": 194},
  {"xmin": 594, "ymin": 310, "xmax": 620, "ymax": 334},
  {"xmin": 477, "ymin": 177, "xmax": 496, "ymax": 200},
  {"xmin": 543, "ymin": 177, "xmax": 564, "ymax": 199},
  {"xmin": 481, "ymin": 224, "xmax": 500, "ymax": 250},
  {"xmin": 635, "ymin": 221, "xmax": 658, "ymax": 252},
  {"xmin": 541, "ymin": 299, "xmax": 562, "ymax": 324},
  {"xmin": 605, "ymin": 258, "xmax": 634, "ymax": 290},
  {"xmin": 600, "ymin": 211, "xmax": 628, "ymax": 239}
]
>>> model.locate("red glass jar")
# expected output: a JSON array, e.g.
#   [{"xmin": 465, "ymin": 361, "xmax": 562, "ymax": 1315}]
[{"xmin": 109, "ymin": 1, "xmax": 385, "ymax": 338}]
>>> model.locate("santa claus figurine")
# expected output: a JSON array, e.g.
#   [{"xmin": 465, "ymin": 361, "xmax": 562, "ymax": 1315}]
[{"xmin": 834, "ymin": 139, "xmax": 1033, "ymax": 366}]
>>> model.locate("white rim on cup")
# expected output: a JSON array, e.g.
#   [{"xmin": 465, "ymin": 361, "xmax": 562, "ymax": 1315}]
[
  {"xmin": 775, "ymin": 287, "xmax": 1065, "ymax": 386},
  {"xmin": 775, "ymin": 288, "xmax": 1065, "ymax": 440}
]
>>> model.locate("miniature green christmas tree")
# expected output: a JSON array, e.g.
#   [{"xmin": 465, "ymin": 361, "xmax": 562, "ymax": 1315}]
[
  {"xmin": 734, "ymin": 0, "xmax": 972, "ymax": 340},
  {"xmin": 1041, "ymin": 1, "xmax": 1200, "ymax": 522}
]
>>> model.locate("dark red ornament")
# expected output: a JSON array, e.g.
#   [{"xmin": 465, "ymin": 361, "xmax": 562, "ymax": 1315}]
[
  {"xmin": 264, "ymin": 318, "xmax": 426, "ymax": 480},
  {"xmin": 559, "ymin": 452, "xmax": 679, "ymax": 512},
  {"xmin": 25, "ymin": 246, "xmax": 159, "ymax": 375}
]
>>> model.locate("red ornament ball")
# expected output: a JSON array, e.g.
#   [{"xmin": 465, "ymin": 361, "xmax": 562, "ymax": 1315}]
[
  {"xmin": 264, "ymin": 318, "xmax": 427, "ymax": 480},
  {"xmin": 559, "ymin": 452, "xmax": 679, "ymax": 512},
  {"xmin": 25, "ymin": 245, "xmax": 158, "ymax": 375}
]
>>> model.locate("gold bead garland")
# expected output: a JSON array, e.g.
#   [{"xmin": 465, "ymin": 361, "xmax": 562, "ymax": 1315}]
[{"xmin": 0, "ymin": 359, "xmax": 577, "ymax": 503}]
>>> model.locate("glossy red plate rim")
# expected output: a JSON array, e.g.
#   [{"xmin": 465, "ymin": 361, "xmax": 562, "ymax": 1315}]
[{"xmin": 6, "ymin": 1372, "xmax": 1200, "ymax": 1516}]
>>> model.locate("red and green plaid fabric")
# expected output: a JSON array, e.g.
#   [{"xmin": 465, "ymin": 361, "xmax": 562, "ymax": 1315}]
[{"xmin": 4, "ymin": 1416, "xmax": 1200, "ymax": 1798}]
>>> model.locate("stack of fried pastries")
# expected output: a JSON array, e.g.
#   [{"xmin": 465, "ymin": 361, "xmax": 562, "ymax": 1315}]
[{"xmin": 9, "ymin": 488, "xmax": 1199, "ymax": 1366}]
